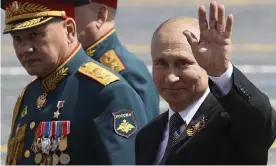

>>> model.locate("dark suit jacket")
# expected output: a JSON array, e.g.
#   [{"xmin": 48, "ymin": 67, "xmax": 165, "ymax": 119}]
[{"xmin": 135, "ymin": 66, "xmax": 276, "ymax": 165}]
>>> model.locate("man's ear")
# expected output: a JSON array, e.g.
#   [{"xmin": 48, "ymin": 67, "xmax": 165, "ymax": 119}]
[
  {"xmin": 63, "ymin": 18, "xmax": 77, "ymax": 44},
  {"xmin": 95, "ymin": 4, "xmax": 108, "ymax": 29}
]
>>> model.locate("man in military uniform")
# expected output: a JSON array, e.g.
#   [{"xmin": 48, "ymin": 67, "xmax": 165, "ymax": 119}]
[
  {"xmin": 72, "ymin": 0, "xmax": 160, "ymax": 122},
  {"xmin": 2, "ymin": 0, "xmax": 148, "ymax": 164}
]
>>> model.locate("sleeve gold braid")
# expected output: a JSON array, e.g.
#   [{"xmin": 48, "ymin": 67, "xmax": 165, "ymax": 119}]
[
  {"xmin": 8, "ymin": 125, "xmax": 27, "ymax": 165},
  {"xmin": 6, "ymin": 139, "xmax": 15, "ymax": 165},
  {"xmin": 5, "ymin": 86, "xmax": 28, "ymax": 165}
]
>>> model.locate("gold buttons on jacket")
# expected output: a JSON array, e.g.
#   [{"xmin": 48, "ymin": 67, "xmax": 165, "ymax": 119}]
[
  {"xmin": 30, "ymin": 122, "xmax": 35, "ymax": 129},
  {"xmin": 24, "ymin": 150, "xmax": 30, "ymax": 158}
]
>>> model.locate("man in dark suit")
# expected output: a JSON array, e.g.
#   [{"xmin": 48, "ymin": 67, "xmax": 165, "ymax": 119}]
[{"xmin": 135, "ymin": 1, "xmax": 276, "ymax": 165}]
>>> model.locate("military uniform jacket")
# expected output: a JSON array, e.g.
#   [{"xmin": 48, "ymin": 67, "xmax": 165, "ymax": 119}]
[
  {"xmin": 6, "ymin": 44, "xmax": 148, "ymax": 165},
  {"xmin": 85, "ymin": 28, "xmax": 159, "ymax": 122},
  {"xmin": 135, "ymin": 66, "xmax": 276, "ymax": 165}
]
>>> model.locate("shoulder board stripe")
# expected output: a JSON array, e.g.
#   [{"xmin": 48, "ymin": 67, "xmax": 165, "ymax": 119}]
[
  {"xmin": 99, "ymin": 50, "xmax": 126, "ymax": 73},
  {"xmin": 78, "ymin": 62, "xmax": 120, "ymax": 86}
]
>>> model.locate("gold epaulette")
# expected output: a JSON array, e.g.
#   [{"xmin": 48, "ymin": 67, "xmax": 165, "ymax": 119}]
[
  {"xmin": 99, "ymin": 50, "xmax": 126, "ymax": 73},
  {"xmin": 6, "ymin": 78, "xmax": 36, "ymax": 165},
  {"xmin": 78, "ymin": 62, "xmax": 120, "ymax": 86}
]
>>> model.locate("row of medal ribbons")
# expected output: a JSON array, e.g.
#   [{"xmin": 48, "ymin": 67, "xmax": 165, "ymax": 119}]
[{"xmin": 30, "ymin": 121, "xmax": 71, "ymax": 165}]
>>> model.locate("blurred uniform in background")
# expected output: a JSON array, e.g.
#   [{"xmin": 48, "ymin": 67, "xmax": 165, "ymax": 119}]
[{"xmin": 72, "ymin": 0, "xmax": 160, "ymax": 122}]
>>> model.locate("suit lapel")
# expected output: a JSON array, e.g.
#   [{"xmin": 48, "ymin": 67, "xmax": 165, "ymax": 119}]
[
  {"xmin": 147, "ymin": 111, "xmax": 169, "ymax": 164},
  {"xmin": 172, "ymin": 93, "xmax": 220, "ymax": 153}
]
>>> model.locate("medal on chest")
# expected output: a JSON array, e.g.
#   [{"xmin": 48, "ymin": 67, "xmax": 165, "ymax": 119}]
[
  {"xmin": 31, "ymin": 120, "xmax": 71, "ymax": 164},
  {"xmin": 53, "ymin": 101, "xmax": 65, "ymax": 119},
  {"xmin": 36, "ymin": 92, "xmax": 47, "ymax": 110}
]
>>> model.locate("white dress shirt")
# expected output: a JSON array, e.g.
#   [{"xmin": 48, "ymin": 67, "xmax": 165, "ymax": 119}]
[{"xmin": 154, "ymin": 63, "xmax": 234, "ymax": 164}]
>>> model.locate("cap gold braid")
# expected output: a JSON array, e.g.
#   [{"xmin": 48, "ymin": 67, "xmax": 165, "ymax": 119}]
[{"xmin": 5, "ymin": 1, "xmax": 66, "ymax": 24}]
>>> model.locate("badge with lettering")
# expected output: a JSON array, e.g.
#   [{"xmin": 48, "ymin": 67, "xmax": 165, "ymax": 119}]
[{"xmin": 112, "ymin": 109, "xmax": 137, "ymax": 138}]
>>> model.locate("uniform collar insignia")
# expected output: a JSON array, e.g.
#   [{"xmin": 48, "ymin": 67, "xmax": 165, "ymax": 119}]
[
  {"xmin": 85, "ymin": 28, "xmax": 116, "ymax": 57},
  {"xmin": 40, "ymin": 44, "xmax": 82, "ymax": 92}
]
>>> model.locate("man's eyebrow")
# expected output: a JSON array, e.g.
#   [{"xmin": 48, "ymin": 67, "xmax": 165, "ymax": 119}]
[{"xmin": 153, "ymin": 57, "xmax": 166, "ymax": 62}]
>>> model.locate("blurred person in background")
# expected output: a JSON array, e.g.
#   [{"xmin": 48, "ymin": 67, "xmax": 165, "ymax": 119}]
[{"xmin": 72, "ymin": 0, "xmax": 160, "ymax": 122}]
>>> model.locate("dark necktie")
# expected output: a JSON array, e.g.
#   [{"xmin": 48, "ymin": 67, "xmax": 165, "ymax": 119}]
[{"xmin": 159, "ymin": 112, "xmax": 185, "ymax": 164}]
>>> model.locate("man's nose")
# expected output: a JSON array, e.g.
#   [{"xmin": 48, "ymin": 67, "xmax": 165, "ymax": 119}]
[
  {"xmin": 16, "ymin": 42, "xmax": 34, "ymax": 55},
  {"xmin": 166, "ymin": 72, "xmax": 180, "ymax": 83}
]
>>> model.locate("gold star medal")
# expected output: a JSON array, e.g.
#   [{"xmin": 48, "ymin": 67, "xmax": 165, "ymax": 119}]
[
  {"xmin": 53, "ymin": 101, "xmax": 65, "ymax": 119},
  {"xmin": 53, "ymin": 111, "xmax": 61, "ymax": 119},
  {"xmin": 36, "ymin": 92, "xmax": 47, "ymax": 110}
]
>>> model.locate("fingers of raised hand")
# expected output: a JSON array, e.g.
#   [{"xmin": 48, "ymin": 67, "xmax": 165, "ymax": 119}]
[
  {"xmin": 183, "ymin": 30, "xmax": 199, "ymax": 50},
  {"xmin": 198, "ymin": 5, "xmax": 208, "ymax": 32},
  {"xmin": 209, "ymin": 1, "xmax": 218, "ymax": 30},
  {"xmin": 217, "ymin": 4, "xmax": 225, "ymax": 33},
  {"xmin": 224, "ymin": 14, "xmax": 234, "ymax": 38},
  {"xmin": 202, "ymin": 1, "xmax": 233, "ymax": 38}
]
